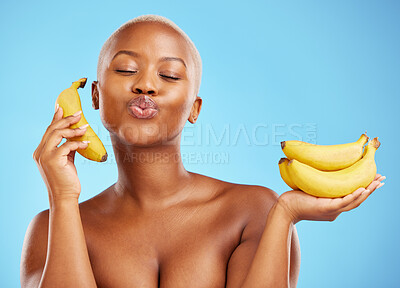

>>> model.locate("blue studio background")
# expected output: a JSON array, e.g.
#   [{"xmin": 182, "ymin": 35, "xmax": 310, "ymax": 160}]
[{"xmin": 1, "ymin": 1, "xmax": 399, "ymax": 287}]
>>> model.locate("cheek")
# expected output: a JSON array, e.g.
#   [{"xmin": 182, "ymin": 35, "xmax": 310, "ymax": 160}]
[
  {"xmin": 98, "ymin": 86, "xmax": 123, "ymax": 133},
  {"xmin": 163, "ymin": 96, "xmax": 193, "ymax": 133}
]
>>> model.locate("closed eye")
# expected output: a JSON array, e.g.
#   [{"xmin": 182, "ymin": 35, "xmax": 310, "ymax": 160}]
[
  {"xmin": 115, "ymin": 70, "xmax": 180, "ymax": 80},
  {"xmin": 115, "ymin": 70, "xmax": 137, "ymax": 74},
  {"xmin": 160, "ymin": 74, "xmax": 180, "ymax": 80}
]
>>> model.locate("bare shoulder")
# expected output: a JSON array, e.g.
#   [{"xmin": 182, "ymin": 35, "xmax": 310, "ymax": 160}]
[
  {"xmin": 227, "ymin": 182, "xmax": 279, "ymax": 209},
  {"xmin": 20, "ymin": 193, "xmax": 99, "ymax": 284},
  {"xmin": 196, "ymin": 174, "xmax": 282, "ymax": 249},
  {"xmin": 20, "ymin": 195, "xmax": 101, "ymax": 288},
  {"xmin": 209, "ymin": 173, "xmax": 277, "ymax": 201},
  {"xmin": 194, "ymin": 172, "xmax": 279, "ymax": 218},
  {"xmin": 225, "ymin": 182, "xmax": 280, "ymax": 228},
  {"xmin": 21, "ymin": 209, "xmax": 49, "ymax": 287},
  {"xmin": 22, "ymin": 209, "xmax": 50, "ymax": 258}
]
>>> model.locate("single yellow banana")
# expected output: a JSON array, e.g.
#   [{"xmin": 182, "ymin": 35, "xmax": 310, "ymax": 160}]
[
  {"xmin": 286, "ymin": 137, "xmax": 380, "ymax": 198},
  {"xmin": 281, "ymin": 133, "xmax": 369, "ymax": 171},
  {"xmin": 56, "ymin": 78, "xmax": 108, "ymax": 162},
  {"xmin": 278, "ymin": 158, "xmax": 298, "ymax": 190}
]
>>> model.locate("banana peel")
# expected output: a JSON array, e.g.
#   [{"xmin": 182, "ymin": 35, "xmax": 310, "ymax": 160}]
[{"xmin": 56, "ymin": 78, "xmax": 107, "ymax": 162}]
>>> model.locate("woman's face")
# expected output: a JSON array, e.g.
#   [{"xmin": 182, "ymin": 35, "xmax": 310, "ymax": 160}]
[{"xmin": 93, "ymin": 22, "xmax": 201, "ymax": 147}]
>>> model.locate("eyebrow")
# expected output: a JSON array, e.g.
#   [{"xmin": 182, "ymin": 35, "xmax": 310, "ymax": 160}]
[{"xmin": 111, "ymin": 50, "xmax": 187, "ymax": 68}]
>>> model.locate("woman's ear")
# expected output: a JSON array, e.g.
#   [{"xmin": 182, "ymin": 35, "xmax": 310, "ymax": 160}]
[
  {"xmin": 92, "ymin": 81, "xmax": 99, "ymax": 110},
  {"xmin": 188, "ymin": 96, "xmax": 202, "ymax": 124}
]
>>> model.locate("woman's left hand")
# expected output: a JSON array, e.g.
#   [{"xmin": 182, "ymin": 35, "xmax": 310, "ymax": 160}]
[{"xmin": 277, "ymin": 173, "xmax": 386, "ymax": 224}]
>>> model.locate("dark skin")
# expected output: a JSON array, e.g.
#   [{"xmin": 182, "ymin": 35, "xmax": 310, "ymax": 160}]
[{"xmin": 22, "ymin": 21, "xmax": 385, "ymax": 288}]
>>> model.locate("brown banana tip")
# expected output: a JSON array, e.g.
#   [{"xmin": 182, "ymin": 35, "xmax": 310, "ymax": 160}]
[
  {"xmin": 101, "ymin": 153, "xmax": 108, "ymax": 162},
  {"xmin": 281, "ymin": 141, "xmax": 286, "ymax": 149},
  {"xmin": 278, "ymin": 158, "xmax": 288, "ymax": 164},
  {"xmin": 78, "ymin": 78, "xmax": 87, "ymax": 88},
  {"xmin": 371, "ymin": 137, "xmax": 381, "ymax": 149}
]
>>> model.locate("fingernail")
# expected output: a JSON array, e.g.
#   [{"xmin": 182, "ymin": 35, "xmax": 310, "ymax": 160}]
[
  {"xmin": 377, "ymin": 182, "xmax": 385, "ymax": 189},
  {"xmin": 55, "ymin": 103, "xmax": 59, "ymax": 113},
  {"xmin": 82, "ymin": 140, "xmax": 90, "ymax": 144},
  {"xmin": 381, "ymin": 176, "xmax": 386, "ymax": 180},
  {"xmin": 73, "ymin": 110, "xmax": 82, "ymax": 117},
  {"xmin": 79, "ymin": 124, "xmax": 89, "ymax": 129}
]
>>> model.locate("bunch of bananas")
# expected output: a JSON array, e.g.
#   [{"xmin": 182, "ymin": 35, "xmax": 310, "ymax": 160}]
[
  {"xmin": 278, "ymin": 133, "xmax": 380, "ymax": 198},
  {"xmin": 56, "ymin": 78, "xmax": 108, "ymax": 162}
]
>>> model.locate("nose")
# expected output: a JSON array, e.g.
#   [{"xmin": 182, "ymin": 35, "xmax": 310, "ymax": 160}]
[{"xmin": 132, "ymin": 69, "xmax": 158, "ymax": 95}]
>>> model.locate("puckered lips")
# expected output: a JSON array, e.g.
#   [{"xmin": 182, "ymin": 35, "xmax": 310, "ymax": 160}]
[{"xmin": 127, "ymin": 95, "xmax": 159, "ymax": 119}]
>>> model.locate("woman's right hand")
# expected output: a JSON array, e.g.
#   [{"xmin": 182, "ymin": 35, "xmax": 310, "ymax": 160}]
[{"xmin": 33, "ymin": 105, "xmax": 90, "ymax": 202}]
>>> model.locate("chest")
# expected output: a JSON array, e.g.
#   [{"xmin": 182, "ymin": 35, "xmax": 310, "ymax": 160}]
[{"xmin": 83, "ymin": 206, "xmax": 244, "ymax": 288}]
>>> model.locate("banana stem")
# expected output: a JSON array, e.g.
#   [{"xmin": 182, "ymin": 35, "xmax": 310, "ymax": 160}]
[{"xmin": 71, "ymin": 78, "xmax": 87, "ymax": 89}]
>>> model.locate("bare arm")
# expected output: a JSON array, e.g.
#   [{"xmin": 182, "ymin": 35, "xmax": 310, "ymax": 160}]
[
  {"xmin": 240, "ymin": 201, "xmax": 298, "ymax": 288},
  {"xmin": 41, "ymin": 198, "xmax": 96, "ymax": 287},
  {"xmin": 225, "ymin": 188, "xmax": 300, "ymax": 288},
  {"xmin": 21, "ymin": 200, "xmax": 97, "ymax": 288},
  {"xmin": 21, "ymin": 106, "xmax": 97, "ymax": 287},
  {"xmin": 226, "ymin": 174, "xmax": 384, "ymax": 288}
]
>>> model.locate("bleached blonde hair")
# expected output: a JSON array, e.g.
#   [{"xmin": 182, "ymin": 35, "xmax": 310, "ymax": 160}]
[{"xmin": 97, "ymin": 14, "xmax": 202, "ymax": 96}]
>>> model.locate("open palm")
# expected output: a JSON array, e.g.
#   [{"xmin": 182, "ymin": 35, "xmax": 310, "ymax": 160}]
[{"xmin": 278, "ymin": 173, "xmax": 386, "ymax": 224}]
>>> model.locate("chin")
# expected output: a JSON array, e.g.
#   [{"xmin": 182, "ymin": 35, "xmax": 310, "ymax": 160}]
[{"xmin": 113, "ymin": 122, "xmax": 172, "ymax": 147}]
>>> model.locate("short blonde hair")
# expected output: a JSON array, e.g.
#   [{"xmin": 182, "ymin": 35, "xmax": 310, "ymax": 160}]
[{"xmin": 97, "ymin": 14, "xmax": 202, "ymax": 96}]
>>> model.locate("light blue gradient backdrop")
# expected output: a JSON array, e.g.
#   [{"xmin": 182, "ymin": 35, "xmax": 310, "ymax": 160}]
[{"xmin": 1, "ymin": 1, "xmax": 399, "ymax": 287}]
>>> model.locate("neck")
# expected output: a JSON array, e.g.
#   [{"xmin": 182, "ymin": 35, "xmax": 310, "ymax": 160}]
[{"xmin": 111, "ymin": 134, "xmax": 194, "ymax": 209}]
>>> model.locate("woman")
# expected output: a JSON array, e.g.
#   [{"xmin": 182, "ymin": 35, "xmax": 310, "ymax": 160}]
[{"xmin": 21, "ymin": 14, "xmax": 385, "ymax": 288}]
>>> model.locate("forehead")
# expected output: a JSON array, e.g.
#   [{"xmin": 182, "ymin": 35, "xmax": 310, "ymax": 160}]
[{"xmin": 108, "ymin": 22, "xmax": 193, "ymax": 66}]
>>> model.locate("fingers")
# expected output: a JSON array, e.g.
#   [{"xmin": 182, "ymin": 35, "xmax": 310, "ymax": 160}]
[
  {"xmin": 366, "ymin": 178, "xmax": 382, "ymax": 192},
  {"xmin": 34, "ymin": 107, "xmax": 65, "ymax": 160},
  {"xmin": 51, "ymin": 104, "xmax": 64, "ymax": 124},
  {"xmin": 374, "ymin": 173, "xmax": 387, "ymax": 182},
  {"xmin": 37, "ymin": 126, "xmax": 89, "ymax": 166},
  {"xmin": 338, "ymin": 190, "xmax": 372, "ymax": 213},
  {"xmin": 45, "ymin": 125, "xmax": 88, "ymax": 151},
  {"xmin": 374, "ymin": 173, "xmax": 382, "ymax": 181},
  {"xmin": 377, "ymin": 175, "xmax": 386, "ymax": 182},
  {"xmin": 329, "ymin": 187, "xmax": 365, "ymax": 211},
  {"xmin": 57, "ymin": 140, "xmax": 90, "ymax": 158},
  {"xmin": 339, "ymin": 180, "xmax": 383, "ymax": 213},
  {"xmin": 50, "ymin": 109, "xmax": 83, "ymax": 131},
  {"xmin": 34, "ymin": 108, "xmax": 84, "ymax": 162},
  {"xmin": 374, "ymin": 173, "xmax": 386, "ymax": 189}
]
